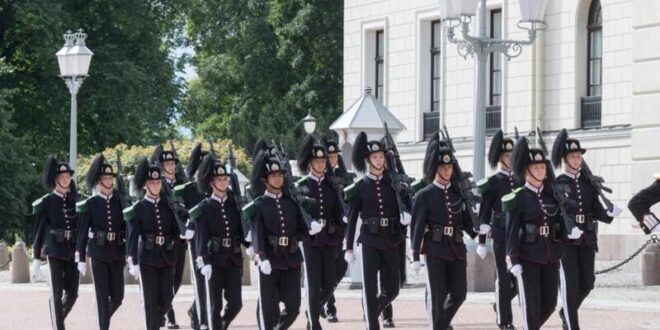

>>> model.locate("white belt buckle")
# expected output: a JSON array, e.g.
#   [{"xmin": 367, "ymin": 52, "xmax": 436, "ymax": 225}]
[
  {"xmin": 278, "ymin": 236, "xmax": 289, "ymax": 246},
  {"xmin": 539, "ymin": 225, "xmax": 550, "ymax": 237},
  {"xmin": 444, "ymin": 226, "xmax": 454, "ymax": 236},
  {"xmin": 155, "ymin": 236, "xmax": 166, "ymax": 246},
  {"xmin": 222, "ymin": 238, "xmax": 232, "ymax": 247},
  {"xmin": 576, "ymin": 214, "xmax": 585, "ymax": 224},
  {"xmin": 380, "ymin": 218, "xmax": 389, "ymax": 226}
]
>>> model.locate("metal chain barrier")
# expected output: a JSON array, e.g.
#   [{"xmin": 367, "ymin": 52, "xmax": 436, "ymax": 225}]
[{"xmin": 595, "ymin": 234, "xmax": 660, "ymax": 275}]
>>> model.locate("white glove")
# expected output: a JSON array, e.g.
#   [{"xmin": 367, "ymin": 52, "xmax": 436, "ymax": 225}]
[
  {"xmin": 180, "ymin": 229, "xmax": 194, "ymax": 240},
  {"xmin": 412, "ymin": 261, "xmax": 423, "ymax": 275},
  {"xmin": 77, "ymin": 262, "xmax": 87, "ymax": 276},
  {"xmin": 309, "ymin": 220, "xmax": 323, "ymax": 235},
  {"xmin": 196, "ymin": 257, "xmax": 205, "ymax": 270},
  {"xmin": 400, "ymin": 212, "xmax": 412, "ymax": 226},
  {"xmin": 129, "ymin": 264, "xmax": 140, "ymax": 279},
  {"xmin": 476, "ymin": 244, "xmax": 488, "ymax": 260},
  {"xmin": 509, "ymin": 264, "xmax": 522, "ymax": 277},
  {"xmin": 201, "ymin": 264, "xmax": 213, "ymax": 279},
  {"xmin": 342, "ymin": 216, "xmax": 348, "ymax": 224},
  {"xmin": 259, "ymin": 260, "xmax": 272, "ymax": 275},
  {"xmin": 479, "ymin": 224, "xmax": 491, "ymax": 235},
  {"xmin": 245, "ymin": 230, "xmax": 252, "ymax": 243},
  {"xmin": 245, "ymin": 246, "xmax": 256, "ymax": 259},
  {"xmin": 344, "ymin": 250, "xmax": 356, "ymax": 264},
  {"xmin": 32, "ymin": 260, "xmax": 42, "ymax": 277},
  {"xmin": 567, "ymin": 227, "xmax": 584, "ymax": 240},
  {"xmin": 607, "ymin": 205, "xmax": 623, "ymax": 218}
]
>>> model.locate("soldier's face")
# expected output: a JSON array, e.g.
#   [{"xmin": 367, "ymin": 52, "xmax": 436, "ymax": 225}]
[
  {"xmin": 500, "ymin": 152, "xmax": 512, "ymax": 169},
  {"xmin": 311, "ymin": 158, "xmax": 326, "ymax": 174},
  {"xmin": 56, "ymin": 173, "xmax": 71, "ymax": 189},
  {"xmin": 162, "ymin": 160, "xmax": 176, "ymax": 174},
  {"xmin": 527, "ymin": 163, "xmax": 546, "ymax": 183},
  {"xmin": 266, "ymin": 172, "xmax": 284, "ymax": 189},
  {"xmin": 436, "ymin": 164, "xmax": 453, "ymax": 182},
  {"xmin": 368, "ymin": 151, "xmax": 385, "ymax": 170},
  {"xmin": 565, "ymin": 152, "xmax": 582, "ymax": 171},
  {"xmin": 212, "ymin": 176, "xmax": 230, "ymax": 192},
  {"xmin": 146, "ymin": 179, "xmax": 162, "ymax": 195},
  {"xmin": 328, "ymin": 154, "xmax": 339, "ymax": 167},
  {"xmin": 99, "ymin": 175, "xmax": 114, "ymax": 191}
]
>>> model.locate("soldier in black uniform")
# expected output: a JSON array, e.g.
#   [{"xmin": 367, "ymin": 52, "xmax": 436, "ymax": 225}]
[
  {"xmin": 75, "ymin": 155, "xmax": 126, "ymax": 330},
  {"xmin": 551, "ymin": 129, "xmax": 621, "ymax": 330},
  {"xmin": 190, "ymin": 154, "xmax": 246, "ymax": 330},
  {"xmin": 173, "ymin": 143, "xmax": 210, "ymax": 330},
  {"xmin": 344, "ymin": 132, "xmax": 411, "ymax": 330},
  {"xmin": 125, "ymin": 158, "xmax": 181, "ymax": 330},
  {"xmin": 410, "ymin": 140, "xmax": 477, "ymax": 330},
  {"xmin": 321, "ymin": 137, "xmax": 352, "ymax": 323},
  {"xmin": 151, "ymin": 145, "xmax": 191, "ymax": 329},
  {"xmin": 476, "ymin": 129, "xmax": 518, "ymax": 330},
  {"xmin": 296, "ymin": 136, "xmax": 344, "ymax": 330},
  {"xmin": 32, "ymin": 156, "xmax": 80, "ymax": 330},
  {"xmin": 505, "ymin": 137, "xmax": 570, "ymax": 330},
  {"xmin": 628, "ymin": 174, "xmax": 660, "ymax": 234},
  {"xmin": 248, "ymin": 151, "xmax": 309, "ymax": 330}
]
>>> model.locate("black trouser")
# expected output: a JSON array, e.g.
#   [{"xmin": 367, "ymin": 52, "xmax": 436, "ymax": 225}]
[
  {"xmin": 139, "ymin": 264, "xmax": 175, "ymax": 330},
  {"xmin": 188, "ymin": 240, "xmax": 207, "ymax": 329},
  {"xmin": 302, "ymin": 243, "xmax": 338, "ymax": 330},
  {"xmin": 493, "ymin": 240, "xmax": 517, "ymax": 327},
  {"xmin": 166, "ymin": 242, "xmax": 187, "ymax": 325},
  {"xmin": 425, "ymin": 256, "xmax": 467, "ymax": 330},
  {"xmin": 324, "ymin": 243, "xmax": 348, "ymax": 316},
  {"xmin": 381, "ymin": 239, "xmax": 407, "ymax": 321},
  {"xmin": 47, "ymin": 256, "xmax": 80, "ymax": 330},
  {"xmin": 257, "ymin": 266, "xmax": 301, "ymax": 330},
  {"xmin": 206, "ymin": 265, "xmax": 242, "ymax": 330},
  {"xmin": 515, "ymin": 261, "xmax": 559, "ymax": 330},
  {"xmin": 359, "ymin": 244, "xmax": 400, "ymax": 330},
  {"xmin": 90, "ymin": 259, "xmax": 125, "ymax": 330},
  {"xmin": 559, "ymin": 243, "xmax": 596, "ymax": 330}
]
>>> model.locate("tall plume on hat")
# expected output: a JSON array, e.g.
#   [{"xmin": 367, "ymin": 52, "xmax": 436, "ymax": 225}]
[
  {"xmin": 133, "ymin": 157, "xmax": 151, "ymax": 190},
  {"xmin": 297, "ymin": 135, "xmax": 316, "ymax": 173},
  {"xmin": 252, "ymin": 139, "xmax": 270, "ymax": 161},
  {"xmin": 249, "ymin": 150, "xmax": 269, "ymax": 197},
  {"xmin": 422, "ymin": 132, "xmax": 440, "ymax": 176},
  {"xmin": 42, "ymin": 155, "xmax": 59, "ymax": 191},
  {"xmin": 186, "ymin": 143, "xmax": 208, "ymax": 179},
  {"xmin": 511, "ymin": 136, "xmax": 532, "ymax": 181},
  {"xmin": 488, "ymin": 129, "xmax": 505, "ymax": 170},
  {"xmin": 196, "ymin": 153, "xmax": 217, "ymax": 194},
  {"xmin": 149, "ymin": 144, "xmax": 163, "ymax": 165},
  {"xmin": 85, "ymin": 154, "xmax": 107, "ymax": 190},
  {"xmin": 551, "ymin": 128, "xmax": 569, "ymax": 169},
  {"xmin": 351, "ymin": 131, "xmax": 369, "ymax": 173}
]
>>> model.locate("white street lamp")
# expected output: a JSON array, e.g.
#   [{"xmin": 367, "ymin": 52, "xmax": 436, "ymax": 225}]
[
  {"xmin": 303, "ymin": 111, "xmax": 317, "ymax": 135},
  {"xmin": 56, "ymin": 29, "xmax": 93, "ymax": 173}
]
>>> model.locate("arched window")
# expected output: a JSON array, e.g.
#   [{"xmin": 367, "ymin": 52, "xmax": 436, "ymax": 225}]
[{"xmin": 582, "ymin": 0, "xmax": 602, "ymax": 128}]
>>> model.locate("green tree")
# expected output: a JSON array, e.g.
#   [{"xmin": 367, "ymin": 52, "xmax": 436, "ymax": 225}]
[{"xmin": 183, "ymin": 0, "xmax": 343, "ymax": 154}]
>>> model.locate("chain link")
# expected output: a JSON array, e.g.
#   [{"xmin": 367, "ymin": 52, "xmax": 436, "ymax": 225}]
[{"xmin": 595, "ymin": 234, "xmax": 660, "ymax": 275}]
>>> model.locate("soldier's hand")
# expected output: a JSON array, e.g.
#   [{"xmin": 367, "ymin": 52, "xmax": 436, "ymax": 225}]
[
  {"xmin": 567, "ymin": 227, "xmax": 584, "ymax": 240},
  {"xmin": 476, "ymin": 244, "xmax": 488, "ymax": 260},
  {"xmin": 479, "ymin": 224, "xmax": 491, "ymax": 235},
  {"xmin": 180, "ymin": 229, "xmax": 194, "ymax": 240},
  {"xmin": 344, "ymin": 250, "xmax": 356, "ymax": 264},
  {"xmin": 400, "ymin": 212, "xmax": 412, "ymax": 226},
  {"xmin": 412, "ymin": 261, "xmax": 423, "ymax": 275},
  {"xmin": 259, "ymin": 260, "xmax": 272, "ymax": 275},
  {"xmin": 245, "ymin": 246, "xmax": 256, "ymax": 260},
  {"xmin": 608, "ymin": 205, "xmax": 623, "ymax": 218},
  {"xmin": 32, "ymin": 260, "xmax": 42, "ymax": 277},
  {"xmin": 201, "ymin": 264, "xmax": 212, "ymax": 279},
  {"xmin": 77, "ymin": 262, "xmax": 87, "ymax": 276},
  {"xmin": 309, "ymin": 221, "xmax": 324, "ymax": 235},
  {"xmin": 129, "ymin": 264, "xmax": 140, "ymax": 279},
  {"xmin": 509, "ymin": 264, "xmax": 523, "ymax": 277}
]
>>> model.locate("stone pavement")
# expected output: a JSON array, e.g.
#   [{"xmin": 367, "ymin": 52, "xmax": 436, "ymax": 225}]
[{"xmin": 1, "ymin": 282, "xmax": 659, "ymax": 330}]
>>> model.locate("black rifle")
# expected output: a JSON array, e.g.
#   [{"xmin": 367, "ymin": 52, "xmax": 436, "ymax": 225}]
[
  {"xmin": 115, "ymin": 151, "xmax": 132, "ymax": 210},
  {"xmin": 208, "ymin": 139, "xmax": 216, "ymax": 157},
  {"xmin": 383, "ymin": 121, "xmax": 414, "ymax": 215},
  {"xmin": 536, "ymin": 127, "xmax": 577, "ymax": 234},
  {"xmin": 159, "ymin": 144, "xmax": 188, "ymax": 233},
  {"xmin": 440, "ymin": 125, "xmax": 482, "ymax": 224},
  {"xmin": 581, "ymin": 161, "xmax": 614, "ymax": 211},
  {"xmin": 271, "ymin": 141, "xmax": 315, "ymax": 226},
  {"xmin": 514, "ymin": 127, "xmax": 520, "ymax": 140},
  {"xmin": 228, "ymin": 146, "xmax": 251, "ymax": 235}
]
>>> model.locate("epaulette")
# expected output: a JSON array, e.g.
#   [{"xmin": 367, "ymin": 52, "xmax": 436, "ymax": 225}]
[
  {"xmin": 242, "ymin": 196, "xmax": 263, "ymax": 221},
  {"xmin": 188, "ymin": 200, "xmax": 207, "ymax": 223},
  {"xmin": 173, "ymin": 182, "xmax": 193, "ymax": 198},
  {"xmin": 75, "ymin": 196, "xmax": 93, "ymax": 214},
  {"xmin": 31, "ymin": 193, "xmax": 52, "ymax": 215},
  {"xmin": 123, "ymin": 202, "xmax": 138, "ymax": 221},
  {"xmin": 501, "ymin": 187, "xmax": 523, "ymax": 212},
  {"xmin": 410, "ymin": 178, "xmax": 426, "ymax": 194},
  {"xmin": 343, "ymin": 178, "xmax": 363, "ymax": 202},
  {"xmin": 477, "ymin": 175, "xmax": 492, "ymax": 195}
]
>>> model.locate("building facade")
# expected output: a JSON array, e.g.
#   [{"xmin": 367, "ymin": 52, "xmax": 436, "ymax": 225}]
[{"xmin": 339, "ymin": 0, "xmax": 660, "ymax": 255}]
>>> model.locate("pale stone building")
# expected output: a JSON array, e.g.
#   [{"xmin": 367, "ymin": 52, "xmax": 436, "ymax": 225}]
[{"xmin": 335, "ymin": 0, "xmax": 660, "ymax": 258}]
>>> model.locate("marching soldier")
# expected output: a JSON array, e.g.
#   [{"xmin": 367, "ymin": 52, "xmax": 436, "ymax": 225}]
[
  {"xmin": 151, "ymin": 145, "xmax": 192, "ymax": 329},
  {"xmin": 344, "ymin": 131, "xmax": 411, "ymax": 330},
  {"xmin": 476, "ymin": 129, "xmax": 519, "ymax": 330},
  {"xmin": 125, "ymin": 158, "xmax": 181, "ymax": 330},
  {"xmin": 190, "ymin": 154, "xmax": 246, "ymax": 330},
  {"xmin": 248, "ymin": 150, "xmax": 309, "ymax": 330},
  {"xmin": 628, "ymin": 174, "xmax": 660, "ymax": 234},
  {"xmin": 32, "ymin": 156, "xmax": 80, "ymax": 330},
  {"xmin": 321, "ymin": 137, "xmax": 352, "ymax": 323},
  {"xmin": 173, "ymin": 143, "xmax": 210, "ymax": 330},
  {"xmin": 551, "ymin": 129, "xmax": 621, "ymax": 330},
  {"xmin": 410, "ymin": 140, "xmax": 477, "ymax": 330},
  {"xmin": 75, "ymin": 155, "xmax": 126, "ymax": 330},
  {"xmin": 296, "ymin": 136, "xmax": 344, "ymax": 330},
  {"xmin": 505, "ymin": 137, "xmax": 570, "ymax": 330}
]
